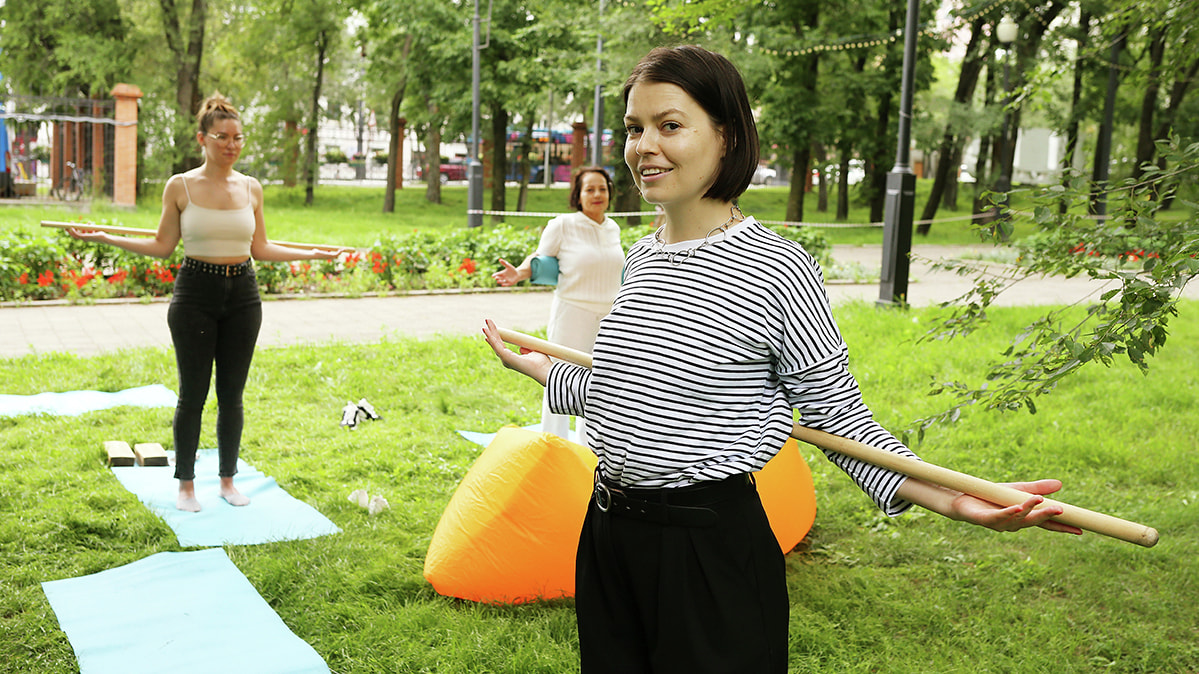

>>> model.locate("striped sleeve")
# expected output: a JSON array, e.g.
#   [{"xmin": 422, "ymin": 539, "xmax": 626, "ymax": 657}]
[
  {"xmin": 546, "ymin": 361, "xmax": 590, "ymax": 418},
  {"xmin": 770, "ymin": 247, "xmax": 917, "ymax": 516}
]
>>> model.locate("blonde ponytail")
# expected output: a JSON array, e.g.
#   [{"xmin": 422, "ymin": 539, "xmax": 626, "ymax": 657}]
[{"xmin": 196, "ymin": 92, "xmax": 240, "ymax": 133}]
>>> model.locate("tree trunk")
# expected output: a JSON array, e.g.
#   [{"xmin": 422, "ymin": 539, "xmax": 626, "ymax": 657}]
[
  {"xmin": 383, "ymin": 35, "xmax": 414, "ymax": 213},
  {"xmin": 1152, "ymin": 55, "xmax": 1199, "ymax": 209},
  {"xmin": 303, "ymin": 29, "xmax": 328, "ymax": 207},
  {"xmin": 516, "ymin": 115, "xmax": 534, "ymax": 212},
  {"xmin": 998, "ymin": 3, "xmax": 1062, "ymax": 189},
  {"xmin": 160, "ymin": 0, "xmax": 207, "ymax": 174},
  {"xmin": 835, "ymin": 142, "xmax": 851, "ymax": 221},
  {"xmin": 814, "ymin": 142, "xmax": 828, "ymax": 213},
  {"xmin": 1060, "ymin": 11, "xmax": 1090, "ymax": 214},
  {"xmin": 424, "ymin": 111, "xmax": 442, "ymax": 205},
  {"xmin": 1133, "ymin": 26, "xmax": 1166, "ymax": 180},
  {"xmin": 786, "ymin": 145, "xmax": 809, "ymax": 222},
  {"xmin": 975, "ymin": 52, "xmax": 998, "ymax": 217},
  {"xmin": 384, "ymin": 88, "xmax": 404, "ymax": 213},
  {"xmin": 1153, "ymin": 57, "xmax": 1199, "ymax": 142},
  {"xmin": 1090, "ymin": 31, "xmax": 1125, "ymax": 216},
  {"xmin": 490, "ymin": 103, "xmax": 508, "ymax": 225},
  {"xmin": 283, "ymin": 119, "xmax": 300, "ymax": 187},
  {"xmin": 943, "ymin": 142, "xmax": 963, "ymax": 210},
  {"xmin": 918, "ymin": 17, "xmax": 985, "ymax": 235},
  {"xmin": 868, "ymin": 90, "xmax": 892, "ymax": 224},
  {"xmin": 611, "ymin": 124, "xmax": 641, "ymax": 226},
  {"xmin": 868, "ymin": 5, "xmax": 903, "ymax": 225}
]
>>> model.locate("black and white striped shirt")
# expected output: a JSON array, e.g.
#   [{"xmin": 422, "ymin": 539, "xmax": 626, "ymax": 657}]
[{"xmin": 546, "ymin": 217, "xmax": 916, "ymax": 515}]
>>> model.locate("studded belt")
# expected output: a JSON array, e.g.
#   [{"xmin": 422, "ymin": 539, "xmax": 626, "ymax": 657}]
[{"xmin": 182, "ymin": 257, "xmax": 253, "ymax": 276}]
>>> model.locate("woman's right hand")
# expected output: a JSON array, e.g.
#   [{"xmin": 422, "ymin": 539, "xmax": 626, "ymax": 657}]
[
  {"xmin": 67, "ymin": 227, "xmax": 107, "ymax": 244},
  {"xmin": 492, "ymin": 258, "xmax": 522, "ymax": 287}
]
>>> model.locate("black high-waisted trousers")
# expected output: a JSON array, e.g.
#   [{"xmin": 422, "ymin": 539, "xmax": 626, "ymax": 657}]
[{"xmin": 167, "ymin": 260, "xmax": 262, "ymax": 481}]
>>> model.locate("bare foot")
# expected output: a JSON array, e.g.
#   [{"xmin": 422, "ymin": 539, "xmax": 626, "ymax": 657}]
[
  {"xmin": 177, "ymin": 480, "xmax": 201, "ymax": 512},
  {"xmin": 219, "ymin": 477, "xmax": 250, "ymax": 507}
]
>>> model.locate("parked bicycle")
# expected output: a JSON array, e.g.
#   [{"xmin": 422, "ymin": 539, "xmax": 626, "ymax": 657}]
[{"xmin": 55, "ymin": 161, "xmax": 90, "ymax": 201}]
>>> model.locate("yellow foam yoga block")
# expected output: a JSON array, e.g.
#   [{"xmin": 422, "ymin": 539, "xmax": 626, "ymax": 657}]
[{"xmin": 424, "ymin": 427, "xmax": 816, "ymax": 604}]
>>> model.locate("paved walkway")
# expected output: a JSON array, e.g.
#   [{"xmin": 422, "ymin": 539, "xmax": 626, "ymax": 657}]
[{"xmin": 3, "ymin": 244, "xmax": 1193, "ymax": 359}]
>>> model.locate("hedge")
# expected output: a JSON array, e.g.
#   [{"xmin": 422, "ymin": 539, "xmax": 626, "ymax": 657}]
[{"xmin": 0, "ymin": 220, "xmax": 829, "ymax": 303}]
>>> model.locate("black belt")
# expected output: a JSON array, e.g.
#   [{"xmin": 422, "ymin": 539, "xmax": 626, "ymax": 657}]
[
  {"xmin": 592, "ymin": 472, "xmax": 754, "ymax": 527},
  {"xmin": 182, "ymin": 257, "xmax": 253, "ymax": 276}
]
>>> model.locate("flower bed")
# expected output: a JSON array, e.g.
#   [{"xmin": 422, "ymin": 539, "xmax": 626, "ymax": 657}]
[{"xmin": 1, "ymin": 219, "xmax": 829, "ymax": 303}]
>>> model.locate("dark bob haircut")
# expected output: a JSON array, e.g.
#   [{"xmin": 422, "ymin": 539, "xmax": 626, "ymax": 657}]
[
  {"xmin": 569, "ymin": 166, "xmax": 614, "ymax": 212},
  {"xmin": 622, "ymin": 45, "xmax": 758, "ymax": 203}
]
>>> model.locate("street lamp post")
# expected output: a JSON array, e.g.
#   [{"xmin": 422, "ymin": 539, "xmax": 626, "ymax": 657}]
[
  {"xmin": 877, "ymin": 0, "xmax": 920, "ymax": 306},
  {"xmin": 993, "ymin": 15, "xmax": 1018, "ymax": 230},
  {"xmin": 467, "ymin": 0, "xmax": 484, "ymax": 228},
  {"xmin": 591, "ymin": 0, "xmax": 605, "ymax": 168}
]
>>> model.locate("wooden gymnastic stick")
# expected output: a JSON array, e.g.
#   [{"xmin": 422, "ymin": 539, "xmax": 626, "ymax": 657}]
[
  {"xmin": 40, "ymin": 220, "xmax": 359, "ymax": 254},
  {"xmin": 495, "ymin": 327, "xmax": 1160, "ymax": 548}
]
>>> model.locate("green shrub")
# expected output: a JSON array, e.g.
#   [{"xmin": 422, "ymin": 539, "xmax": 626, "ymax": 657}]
[{"xmin": 0, "ymin": 223, "xmax": 546, "ymax": 303}]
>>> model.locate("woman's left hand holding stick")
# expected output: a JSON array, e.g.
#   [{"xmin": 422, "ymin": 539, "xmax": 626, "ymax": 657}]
[{"xmin": 481, "ymin": 319, "xmax": 552, "ymax": 385}]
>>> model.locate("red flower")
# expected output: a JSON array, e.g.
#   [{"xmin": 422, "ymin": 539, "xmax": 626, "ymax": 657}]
[
  {"xmin": 369, "ymin": 251, "xmax": 386, "ymax": 274},
  {"xmin": 150, "ymin": 265, "xmax": 175, "ymax": 283},
  {"xmin": 18, "ymin": 272, "xmax": 28, "ymax": 285},
  {"xmin": 37, "ymin": 270, "xmax": 54, "ymax": 287},
  {"xmin": 457, "ymin": 257, "xmax": 477, "ymax": 275},
  {"xmin": 108, "ymin": 269, "xmax": 128, "ymax": 284},
  {"xmin": 66, "ymin": 270, "xmax": 95, "ymax": 289}
]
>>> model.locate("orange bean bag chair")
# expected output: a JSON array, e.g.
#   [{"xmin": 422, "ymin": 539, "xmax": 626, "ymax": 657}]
[{"xmin": 424, "ymin": 427, "xmax": 816, "ymax": 605}]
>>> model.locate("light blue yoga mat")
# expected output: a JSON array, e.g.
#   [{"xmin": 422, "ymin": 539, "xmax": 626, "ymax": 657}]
[
  {"xmin": 42, "ymin": 548, "xmax": 329, "ymax": 674},
  {"xmin": 456, "ymin": 423, "xmax": 583, "ymax": 447},
  {"xmin": 0, "ymin": 384, "xmax": 177, "ymax": 417},
  {"xmin": 111, "ymin": 449, "xmax": 341, "ymax": 547},
  {"xmin": 456, "ymin": 423, "xmax": 539, "ymax": 447}
]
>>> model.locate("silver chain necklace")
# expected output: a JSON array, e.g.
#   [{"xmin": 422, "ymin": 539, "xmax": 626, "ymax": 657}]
[{"xmin": 650, "ymin": 205, "xmax": 746, "ymax": 266}]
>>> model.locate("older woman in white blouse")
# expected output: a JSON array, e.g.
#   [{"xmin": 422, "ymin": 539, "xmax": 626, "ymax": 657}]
[{"xmin": 492, "ymin": 167, "xmax": 624, "ymax": 444}]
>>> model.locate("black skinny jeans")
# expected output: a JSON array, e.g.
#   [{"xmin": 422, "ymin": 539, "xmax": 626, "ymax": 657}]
[{"xmin": 167, "ymin": 261, "xmax": 262, "ymax": 481}]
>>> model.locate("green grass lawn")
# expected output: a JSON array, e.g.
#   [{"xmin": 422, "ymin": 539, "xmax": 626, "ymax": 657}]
[
  {"xmin": 5, "ymin": 181, "xmax": 1022, "ymax": 249},
  {"xmin": 1, "ymin": 301, "xmax": 1195, "ymax": 673}
]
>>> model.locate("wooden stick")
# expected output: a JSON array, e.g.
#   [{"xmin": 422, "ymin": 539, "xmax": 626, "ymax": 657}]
[
  {"xmin": 496, "ymin": 327, "xmax": 1160, "ymax": 548},
  {"xmin": 40, "ymin": 220, "xmax": 359, "ymax": 254}
]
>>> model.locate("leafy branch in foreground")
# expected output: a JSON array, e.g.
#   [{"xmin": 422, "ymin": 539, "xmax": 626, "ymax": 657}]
[{"xmin": 906, "ymin": 136, "xmax": 1199, "ymax": 442}]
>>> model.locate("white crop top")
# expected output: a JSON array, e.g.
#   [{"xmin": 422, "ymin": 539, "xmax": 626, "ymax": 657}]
[{"xmin": 179, "ymin": 176, "xmax": 255, "ymax": 258}]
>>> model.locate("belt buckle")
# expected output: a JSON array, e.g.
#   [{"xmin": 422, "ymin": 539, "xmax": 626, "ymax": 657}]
[
  {"xmin": 226, "ymin": 264, "xmax": 235, "ymax": 277},
  {"xmin": 594, "ymin": 482, "xmax": 612, "ymax": 512}
]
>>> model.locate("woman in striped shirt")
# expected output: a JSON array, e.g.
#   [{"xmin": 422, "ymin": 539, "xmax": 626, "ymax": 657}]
[{"xmin": 483, "ymin": 45, "xmax": 1080, "ymax": 673}]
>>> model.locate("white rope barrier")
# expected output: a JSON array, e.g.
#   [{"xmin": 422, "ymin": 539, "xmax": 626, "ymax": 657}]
[
  {"xmin": 469, "ymin": 209, "xmax": 1001, "ymax": 229},
  {"xmin": 0, "ymin": 112, "xmax": 134, "ymax": 126},
  {"xmin": 467, "ymin": 209, "xmax": 657, "ymax": 218}
]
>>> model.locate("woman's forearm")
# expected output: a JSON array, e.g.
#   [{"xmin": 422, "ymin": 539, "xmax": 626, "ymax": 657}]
[{"xmin": 894, "ymin": 477, "xmax": 963, "ymax": 521}]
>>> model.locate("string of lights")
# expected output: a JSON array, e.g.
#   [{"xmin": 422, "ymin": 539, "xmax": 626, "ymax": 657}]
[{"xmin": 756, "ymin": 0, "xmax": 1009, "ymax": 57}]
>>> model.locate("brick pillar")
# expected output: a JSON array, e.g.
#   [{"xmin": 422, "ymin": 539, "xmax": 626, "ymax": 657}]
[
  {"xmin": 571, "ymin": 121, "xmax": 588, "ymax": 170},
  {"xmin": 110, "ymin": 83, "xmax": 143, "ymax": 207},
  {"xmin": 51, "ymin": 122, "xmax": 63, "ymax": 191},
  {"xmin": 393, "ymin": 117, "xmax": 406, "ymax": 189}
]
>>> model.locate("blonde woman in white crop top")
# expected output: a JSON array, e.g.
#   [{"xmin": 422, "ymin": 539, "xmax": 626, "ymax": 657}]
[{"xmin": 70, "ymin": 92, "xmax": 343, "ymax": 513}]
